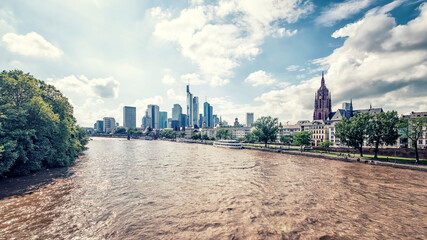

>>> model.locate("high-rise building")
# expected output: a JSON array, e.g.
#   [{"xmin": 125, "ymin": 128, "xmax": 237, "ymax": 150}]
[
  {"xmin": 179, "ymin": 114, "xmax": 187, "ymax": 128},
  {"xmin": 94, "ymin": 120, "xmax": 104, "ymax": 132},
  {"xmin": 203, "ymin": 102, "xmax": 212, "ymax": 127},
  {"xmin": 172, "ymin": 104, "xmax": 182, "ymax": 121},
  {"xmin": 192, "ymin": 96, "xmax": 199, "ymax": 127},
  {"xmin": 159, "ymin": 111, "xmax": 168, "ymax": 129},
  {"xmin": 123, "ymin": 106, "xmax": 136, "ymax": 128},
  {"xmin": 213, "ymin": 114, "xmax": 219, "ymax": 127},
  {"xmin": 103, "ymin": 117, "xmax": 116, "ymax": 133},
  {"xmin": 246, "ymin": 112, "xmax": 254, "ymax": 127},
  {"xmin": 145, "ymin": 105, "xmax": 160, "ymax": 129},
  {"xmin": 198, "ymin": 113, "xmax": 203, "ymax": 128},
  {"xmin": 313, "ymin": 72, "xmax": 332, "ymax": 121},
  {"xmin": 186, "ymin": 85, "xmax": 193, "ymax": 127}
]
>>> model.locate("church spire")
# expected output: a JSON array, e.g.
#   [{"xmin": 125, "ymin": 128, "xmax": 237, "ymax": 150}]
[{"xmin": 321, "ymin": 71, "xmax": 325, "ymax": 86}]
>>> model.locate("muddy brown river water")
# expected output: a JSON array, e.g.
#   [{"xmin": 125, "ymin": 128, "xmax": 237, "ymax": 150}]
[{"xmin": 0, "ymin": 138, "xmax": 426, "ymax": 239}]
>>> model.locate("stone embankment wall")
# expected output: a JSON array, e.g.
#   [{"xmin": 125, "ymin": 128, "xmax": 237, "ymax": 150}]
[{"xmin": 312, "ymin": 147, "xmax": 427, "ymax": 159}]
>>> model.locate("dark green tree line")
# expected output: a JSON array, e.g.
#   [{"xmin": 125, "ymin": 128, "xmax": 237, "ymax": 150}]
[{"xmin": 0, "ymin": 70, "xmax": 88, "ymax": 176}]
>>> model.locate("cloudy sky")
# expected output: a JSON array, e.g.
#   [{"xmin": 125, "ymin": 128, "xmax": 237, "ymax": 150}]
[{"xmin": 1, "ymin": 0, "xmax": 426, "ymax": 127}]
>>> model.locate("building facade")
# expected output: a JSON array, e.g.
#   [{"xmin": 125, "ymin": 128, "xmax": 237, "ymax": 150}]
[
  {"xmin": 159, "ymin": 111, "xmax": 168, "ymax": 129},
  {"xmin": 123, "ymin": 106, "xmax": 136, "ymax": 128},
  {"xmin": 145, "ymin": 104, "xmax": 160, "ymax": 129},
  {"xmin": 246, "ymin": 112, "xmax": 254, "ymax": 127},
  {"xmin": 103, "ymin": 117, "xmax": 116, "ymax": 133},
  {"xmin": 186, "ymin": 85, "xmax": 193, "ymax": 127},
  {"xmin": 94, "ymin": 120, "xmax": 104, "ymax": 132},
  {"xmin": 313, "ymin": 72, "xmax": 332, "ymax": 121},
  {"xmin": 172, "ymin": 104, "xmax": 182, "ymax": 121},
  {"xmin": 192, "ymin": 96, "xmax": 199, "ymax": 127}
]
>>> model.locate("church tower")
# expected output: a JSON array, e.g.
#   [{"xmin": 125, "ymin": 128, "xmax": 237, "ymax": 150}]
[{"xmin": 313, "ymin": 72, "xmax": 332, "ymax": 121}]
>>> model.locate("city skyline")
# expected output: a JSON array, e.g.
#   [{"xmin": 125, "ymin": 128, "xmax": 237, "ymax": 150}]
[{"xmin": 0, "ymin": 0, "xmax": 426, "ymax": 127}]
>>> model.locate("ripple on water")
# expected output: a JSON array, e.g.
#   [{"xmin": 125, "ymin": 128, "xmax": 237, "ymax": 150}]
[{"xmin": 0, "ymin": 138, "xmax": 426, "ymax": 239}]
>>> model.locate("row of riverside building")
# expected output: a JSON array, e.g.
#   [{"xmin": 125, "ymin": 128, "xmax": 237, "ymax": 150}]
[
  {"xmin": 90, "ymin": 73, "xmax": 426, "ymax": 149},
  {"xmin": 92, "ymin": 83, "xmax": 256, "ymax": 134}
]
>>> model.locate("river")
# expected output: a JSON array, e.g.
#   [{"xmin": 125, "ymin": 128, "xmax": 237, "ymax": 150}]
[{"xmin": 0, "ymin": 137, "xmax": 426, "ymax": 239}]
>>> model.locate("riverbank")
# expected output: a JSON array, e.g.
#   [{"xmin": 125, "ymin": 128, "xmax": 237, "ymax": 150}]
[
  {"xmin": 168, "ymin": 139, "xmax": 427, "ymax": 172},
  {"xmin": 0, "ymin": 161, "xmax": 78, "ymax": 201}
]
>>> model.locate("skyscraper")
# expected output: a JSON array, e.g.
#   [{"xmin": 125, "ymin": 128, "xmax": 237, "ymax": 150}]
[
  {"xmin": 246, "ymin": 112, "xmax": 254, "ymax": 127},
  {"xmin": 192, "ymin": 96, "xmax": 199, "ymax": 127},
  {"xmin": 103, "ymin": 117, "xmax": 116, "ymax": 133},
  {"xmin": 172, "ymin": 104, "xmax": 182, "ymax": 121},
  {"xmin": 203, "ymin": 102, "xmax": 212, "ymax": 127},
  {"xmin": 313, "ymin": 72, "xmax": 332, "ymax": 121},
  {"xmin": 123, "ymin": 106, "xmax": 136, "ymax": 128},
  {"xmin": 94, "ymin": 120, "xmax": 104, "ymax": 132},
  {"xmin": 159, "ymin": 111, "xmax": 167, "ymax": 129},
  {"xmin": 186, "ymin": 84, "xmax": 193, "ymax": 127},
  {"xmin": 145, "ymin": 105, "xmax": 160, "ymax": 129}
]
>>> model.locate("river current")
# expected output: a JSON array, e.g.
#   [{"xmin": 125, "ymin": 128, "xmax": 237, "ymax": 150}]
[{"xmin": 1, "ymin": 138, "xmax": 426, "ymax": 239}]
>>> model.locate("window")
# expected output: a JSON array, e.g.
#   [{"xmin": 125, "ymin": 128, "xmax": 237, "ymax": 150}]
[{"xmin": 420, "ymin": 140, "xmax": 424, "ymax": 145}]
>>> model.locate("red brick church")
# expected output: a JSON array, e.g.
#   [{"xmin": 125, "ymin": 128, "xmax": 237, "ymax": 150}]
[{"xmin": 313, "ymin": 72, "xmax": 332, "ymax": 121}]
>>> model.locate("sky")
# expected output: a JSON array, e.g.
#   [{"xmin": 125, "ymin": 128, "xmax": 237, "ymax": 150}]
[{"xmin": 0, "ymin": 0, "xmax": 426, "ymax": 127}]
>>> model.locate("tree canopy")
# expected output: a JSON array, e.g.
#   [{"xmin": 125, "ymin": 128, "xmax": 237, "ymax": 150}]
[
  {"xmin": 335, "ymin": 113, "xmax": 370, "ymax": 157},
  {"xmin": 399, "ymin": 117, "xmax": 427, "ymax": 163},
  {"xmin": 366, "ymin": 111, "xmax": 400, "ymax": 159},
  {"xmin": 293, "ymin": 131, "xmax": 312, "ymax": 150},
  {"xmin": 253, "ymin": 116, "xmax": 279, "ymax": 147},
  {"xmin": 0, "ymin": 70, "xmax": 88, "ymax": 176}
]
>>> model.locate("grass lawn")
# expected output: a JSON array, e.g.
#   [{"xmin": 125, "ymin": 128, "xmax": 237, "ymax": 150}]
[
  {"xmin": 308, "ymin": 150, "xmax": 427, "ymax": 165},
  {"xmin": 243, "ymin": 144, "xmax": 427, "ymax": 165}
]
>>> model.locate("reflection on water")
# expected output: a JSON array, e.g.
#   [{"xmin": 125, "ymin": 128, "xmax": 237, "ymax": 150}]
[{"xmin": 1, "ymin": 138, "xmax": 426, "ymax": 239}]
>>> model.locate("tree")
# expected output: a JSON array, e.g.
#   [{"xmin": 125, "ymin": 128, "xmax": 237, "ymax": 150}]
[
  {"xmin": 366, "ymin": 111, "xmax": 400, "ymax": 159},
  {"xmin": 180, "ymin": 132, "xmax": 186, "ymax": 138},
  {"xmin": 201, "ymin": 134, "xmax": 210, "ymax": 141},
  {"xmin": 399, "ymin": 117, "xmax": 427, "ymax": 164},
  {"xmin": 335, "ymin": 113, "xmax": 370, "ymax": 157},
  {"xmin": 280, "ymin": 135, "xmax": 293, "ymax": 149},
  {"xmin": 0, "ymin": 70, "xmax": 87, "ymax": 176},
  {"xmin": 253, "ymin": 116, "xmax": 279, "ymax": 147},
  {"xmin": 318, "ymin": 140, "xmax": 331, "ymax": 148},
  {"xmin": 191, "ymin": 132, "xmax": 201, "ymax": 140},
  {"xmin": 245, "ymin": 132, "xmax": 258, "ymax": 143},
  {"xmin": 216, "ymin": 128, "xmax": 230, "ymax": 140},
  {"xmin": 115, "ymin": 127, "xmax": 126, "ymax": 134},
  {"xmin": 293, "ymin": 131, "xmax": 312, "ymax": 151},
  {"xmin": 161, "ymin": 129, "xmax": 176, "ymax": 139}
]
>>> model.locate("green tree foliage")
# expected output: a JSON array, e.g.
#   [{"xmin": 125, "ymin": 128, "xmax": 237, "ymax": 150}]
[
  {"xmin": 280, "ymin": 135, "xmax": 293, "ymax": 148},
  {"xmin": 216, "ymin": 128, "xmax": 230, "ymax": 140},
  {"xmin": 191, "ymin": 132, "xmax": 201, "ymax": 140},
  {"xmin": 335, "ymin": 113, "xmax": 370, "ymax": 157},
  {"xmin": 0, "ymin": 70, "xmax": 88, "ymax": 176},
  {"xmin": 245, "ymin": 132, "xmax": 258, "ymax": 143},
  {"xmin": 318, "ymin": 140, "xmax": 331, "ymax": 148},
  {"xmin": 253, "ymin": 116, "xmax": 279, "ymax": 147},
  {"xmin": 293, "ymin": 131, "xmax": 312, "ymax": 151},
  {"xmin": 366, "ymin": 111, "xmax": 400, "ymax": 159},
  {"xmin": 115, "ymin": 127, "xmax": 126, "ymax": 134},
  {"xmin": 161, "ymin": 129, "xmax": 177, "ymax": 139},
  {"xmin": 399, "ymin": 117, "xmax": 427, "ymax": 164},
  {"xmin": 201, "ymin": 134, "xmax": 209, "ymax": 141}
]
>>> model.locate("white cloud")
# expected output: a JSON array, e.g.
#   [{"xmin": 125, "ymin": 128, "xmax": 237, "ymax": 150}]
[
  {"xmin": 152, "ymin": 0, "xmax": 312, "ymax": 86},
  {"xmin": 2, "ymin": 32, "xmax": 63, "ymax": 59},
  {"xmin": 162, "ymin": 74, "xmax": 176, "ymax": 85},
  {"xmin": 255, "ymin": 2, "xmax": 427, "ymax": 123},
  {"xmin": 180, "ymin": 73, "xmax": 206, "ymax": 85},
  {"xmin": 244, "ymin": 70, "xmax": 277, "ymax": 86},
  {"xmin": 286, "ymin": 65, "xmax": 300, "ymax": 71},
  {"xmin": 166, "ymin": 88, "xmax": 186, "ymax": 102},
  {"xmin": 51, "ymin": 75, "xmax": 120, "ymax": 99},
  {"xmin": 317, "ymin": 0, "xmax": 373, "ymax": 26}
]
